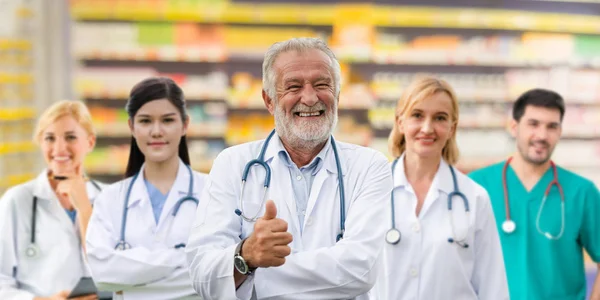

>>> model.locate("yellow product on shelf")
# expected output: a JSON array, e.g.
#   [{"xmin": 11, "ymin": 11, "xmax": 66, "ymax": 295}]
[
  {"xmin": 228, "ymin": 72, "xmax": 264, "ymax": 108},
  {"xmin": 0, "ymin": 107, "xmax": 36, "ymax": 121},
  {"xmin": 224, "ymin": 26, "xmax": 319, "ymax": 55},
  {"xmin": 70, "ymin": 1, "xmax": 600, "ymax": 35}
]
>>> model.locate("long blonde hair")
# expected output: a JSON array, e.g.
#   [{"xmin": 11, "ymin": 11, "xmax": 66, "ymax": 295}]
[
  {"xmin": 388, "ymin": 76, "xmax": 460, "ymax": 164},
  {"xmin": 33, "ymin": 100, "xmax": 96, "ymax": 143}
]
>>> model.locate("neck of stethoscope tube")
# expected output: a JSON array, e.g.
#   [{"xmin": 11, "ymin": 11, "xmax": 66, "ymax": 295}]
[
  {"xmin": 390, "ymin": 158, "xmax": 400, "ymax": 229},
  {"xmin": 502, "ymin": 158, "xmax": 513, "ymax": 221}
]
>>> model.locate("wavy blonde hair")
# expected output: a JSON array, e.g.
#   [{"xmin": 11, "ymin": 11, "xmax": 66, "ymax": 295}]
[
  {"xmin": 388, "ymin": 76, "xmax": 460, "ymax": 164},
  {"xmin": 33, "ymin": 100, "xmax": 96, "ymax": 143}
]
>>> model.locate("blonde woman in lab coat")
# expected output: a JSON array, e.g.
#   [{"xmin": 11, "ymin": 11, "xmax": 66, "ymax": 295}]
[
  {"xmin": 85, "ymin": 77, "xmax": 206, "ymax": 299},
  {"xmin": 0, "ymin": 100, "xmax": 103, "ymax": 299},
  {"xmin": 371, "ymin": 77, "xmax": 509, "ymax": 300}
]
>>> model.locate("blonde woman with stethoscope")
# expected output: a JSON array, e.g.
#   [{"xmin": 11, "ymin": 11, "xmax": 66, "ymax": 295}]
[
  {"xmin": 370, "ymin": 77, "xmax": 509, "ymax": 300},
  {"xmin": 85, "ymin": 77, "xmax": 206, "ymax": 300},
  {"xmin": 0, "ymin": 100, "xmax": 104, "ymax": 300}
]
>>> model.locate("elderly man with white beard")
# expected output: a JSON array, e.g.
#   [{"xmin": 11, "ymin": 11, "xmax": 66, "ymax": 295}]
[{"xmin": 185, "ymin": 37, "xmax": 393, "ymax": 300}]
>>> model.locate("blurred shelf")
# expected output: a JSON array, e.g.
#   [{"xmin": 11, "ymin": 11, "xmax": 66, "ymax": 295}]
[
  {"xmin": 0, "ymin": 173, "xmax": 36, "ymax": 189},
  {"xmin": 78, "ymin": 56, "xmax": 600, "ymax": 70},
  {"xmin": 0, "ymin": 39, "xmax": 32, "ymax": 50},
  {"xmin": 70, "ymin": 2, "xmax": 600, "ymax": 34},
  {"xmin": 0, "ymin": 107, "xmax": 36, "ymax": 121},
  {"xmin": 0, "ymin": 73, "xmax": 34, "ymax": 84},
  {"xmin": 0, "ymin": 141, "xmax": 36, "ymax": 155}
]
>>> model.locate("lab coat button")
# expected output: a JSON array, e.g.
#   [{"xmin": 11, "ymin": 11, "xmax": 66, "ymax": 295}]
[
  {"xmin": 412, "ymin": 223, "xmax": 420, "ymax": 233},
  {"xmin": 306, "ymin": 217, "xmax": 312, "ymax": 226},
  {"xmin": 410, "ymin": 268, "xmax": 418, "ymax": 277}
]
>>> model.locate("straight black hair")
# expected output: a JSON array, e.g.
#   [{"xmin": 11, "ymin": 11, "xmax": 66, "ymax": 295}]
[
  {"xmin": 124, "ymin": 77, "xmax": 191, "ymax": 178},
  {"xmin": 512, "ymin": 88, "xmax": 565, "ymax": 122}
]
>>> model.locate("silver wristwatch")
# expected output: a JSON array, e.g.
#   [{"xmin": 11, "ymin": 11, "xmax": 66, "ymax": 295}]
[{"xmin": 234, "ymin": 239, "xmax": 256, "ymax": 275}]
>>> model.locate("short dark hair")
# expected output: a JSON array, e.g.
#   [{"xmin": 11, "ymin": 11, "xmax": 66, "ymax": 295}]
[
  {"xmin": 512, "ymin": 88, "xmax": 565, "ymax": 122},
  {"xmin": 124, "ymin": 77, "xmax": 191, "ymax": 178}
]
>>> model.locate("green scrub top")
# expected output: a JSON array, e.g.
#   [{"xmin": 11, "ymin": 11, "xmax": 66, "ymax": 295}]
[{"xmin": 469, "ymin": 160, "xmax": 600, "ymax": 300}]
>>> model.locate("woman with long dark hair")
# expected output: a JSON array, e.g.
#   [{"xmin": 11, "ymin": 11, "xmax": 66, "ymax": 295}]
[{"xmin": 85, "ymin": 77, "xmax": 206, "ymax": 299}]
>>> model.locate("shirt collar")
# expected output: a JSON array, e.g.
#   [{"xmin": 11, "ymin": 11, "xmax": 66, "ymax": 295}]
[
  {"xmin": 266, "ymin": 133, "xmax": 329, "ymax": 174},
  {"xmin": 278, "ymin": 143, "xmax": 328, "ymax": 176},
  {"xmin": 393, "ymin": 153, "xmax": 454, "ymax": 194}
]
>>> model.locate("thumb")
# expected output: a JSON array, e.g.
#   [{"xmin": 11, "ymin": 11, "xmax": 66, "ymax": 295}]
[{"xmin": 262, "ymin": 200, "xmax": 277, "ymax": 220}]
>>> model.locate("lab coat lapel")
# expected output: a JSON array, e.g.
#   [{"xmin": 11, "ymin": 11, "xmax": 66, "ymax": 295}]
[
  {"xmin": 303, "ymin": 149, "xmax": 341, "ymax": 229},
  {"xmin": 418, "ymin": 159, "xmax": 453, "ymax": 219},
  {"xmin": 32, "ymin": 171, "xmax": 78, "ymax": 237},
  {"xmin": 127, "ymin": 165, "xmax": 155, "ymax": 232},
  {"xmin": 157, "ymin": 160, "xmax": 190, "ymax": 228},
  {"xmin": 269, "ymin": 155, "xmax": 301, "ymax": 237},
  {"xmin": 262, "ymin": 134, "xmax": 302, "ymax": 237}
]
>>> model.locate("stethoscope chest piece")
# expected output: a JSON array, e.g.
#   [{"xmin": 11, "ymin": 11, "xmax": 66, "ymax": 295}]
[
  {"xmin": 115, "ymin": 240, "xmax": 131, "ymax": 251},
  {"xmin": 502, "ymin": 219, "xmax": 516, "ymax": 234},
  {"xmin": 25, "ymin": 244, "xmax": 39, "ymax": 258},
  {"xmin": 385, "ymin": 228, "xmax": 401, "ymax": 245}
]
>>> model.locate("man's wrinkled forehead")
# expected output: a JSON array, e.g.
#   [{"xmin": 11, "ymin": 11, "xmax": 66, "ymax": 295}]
[{"xmin": 273, "ymin": 49, "xmax": 333, "ymax": 75}]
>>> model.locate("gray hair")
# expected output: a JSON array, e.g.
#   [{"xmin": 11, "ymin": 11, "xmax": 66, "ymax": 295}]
[{"xmin": 262, "ymin": 37, "xmax": 342, "ymax": 100}]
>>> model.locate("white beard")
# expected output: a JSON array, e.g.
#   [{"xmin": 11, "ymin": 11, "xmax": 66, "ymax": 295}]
[{"xmin": 274, "ymin": 100, "xmax": 338, "ymax": 150}]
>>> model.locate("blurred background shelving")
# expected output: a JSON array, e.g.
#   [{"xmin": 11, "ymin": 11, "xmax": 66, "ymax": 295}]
[
  {"xmin": 0, "ymin": 0, "xmax": 596, "ymax": 296},
  {"xmin": 68, "ymin": 0, "xmax": 600, "ymax": 190},
  {"xmin": 0, "ymin": 1, "xmax": 41, "ymax": 194}
]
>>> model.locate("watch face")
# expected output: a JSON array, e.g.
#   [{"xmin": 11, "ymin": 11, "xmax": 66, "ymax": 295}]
[{"xmin": 234, "ymin": 256, "xmax": 248, "ymax": 274}]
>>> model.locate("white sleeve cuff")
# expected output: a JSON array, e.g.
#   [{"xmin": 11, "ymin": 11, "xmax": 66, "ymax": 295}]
[{"xmin": 236, "ymin": 272, "xmax": 255, "ymax": 300}]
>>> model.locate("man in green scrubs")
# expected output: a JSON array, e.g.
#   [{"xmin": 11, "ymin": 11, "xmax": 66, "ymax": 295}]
[{"xmin": 469, "ymin": 89, "xmax": 600, "ymax": 300}]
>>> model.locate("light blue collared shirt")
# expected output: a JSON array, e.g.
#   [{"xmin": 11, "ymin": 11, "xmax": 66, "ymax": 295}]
[
  {"xmin": 144, "ymin": 179, "xmax": 169, "ymax": 224},
  {"xmin": 278, "ymin": 139, "xmax": 330, "ymax": 234}
]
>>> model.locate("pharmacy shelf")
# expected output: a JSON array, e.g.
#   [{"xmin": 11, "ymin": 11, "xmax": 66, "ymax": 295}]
[
  {"xmin": 69, "ymin": 0, "xmax": 600, "ymax": 190},
  {"xmin": 0, "ymin": 107, "xmax": 36, "ymax": 121},
  {"xmin": 0, "ymin": 142, "xmax": 36, "ymax": 155},
  {"xmin": 79, "ymin": 57, "xmax": 600, "ymax": 71},
  {"xmin": 70, "ymin": 2, "xmax": 600, "ymax": 35},
  {"xmin": 0, "ymin": 173, "xmax": 37, "ymax": 190}
]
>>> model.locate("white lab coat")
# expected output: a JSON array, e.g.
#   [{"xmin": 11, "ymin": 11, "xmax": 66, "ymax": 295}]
[
  {"xmin": 185, "ymin": 134, "xmax": 393, "ymax": 300},
  {"xmin": 85, "ymin": 159, "xmax": 206, "ymax": 300},
  {"xmin": 370, "ymin": 155, "xmax": 509, "ymax": 300},
  {"xmin": 0, "ymin": 170, "xmax": 105, "ymax": 299}
]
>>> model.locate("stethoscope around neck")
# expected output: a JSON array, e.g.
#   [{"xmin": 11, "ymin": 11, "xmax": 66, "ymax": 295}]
[
  {"xmin": 25, "ymin": 180, "xmax": 102, "ymax": 258},
  {"xmin": 114, "ymin": 164, "xmax": 199, "ymax": 251},
  {"xmin": 385, "ymin": 157, "xmax": 471, "ymax": 248},
  {"xmin": 234, "ymin": 129, "xmax": 347, "ymax": 242},
  {"xmin": 501, "ymin": 157, "xmax": 565, "ymax": 239}
]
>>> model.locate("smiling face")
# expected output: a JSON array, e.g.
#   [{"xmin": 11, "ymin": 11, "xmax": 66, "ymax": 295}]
[
  {"xmin": 128, "ymin": 99, "xmax": 188, "ymax": 164},
  {"xmin": 40, "ymin": 115, "xmax": 95, "ymax": 176},
  {"xmin": 263, "ymin": 49, "xmax": 338, "ymax": 149},
  {"xmin": 511, "ymin": 105, "xmax": 562, "ymax": 165},
  {"xmin": 399, "ymin": 91, "xmax": 456, "ymax": 160}
]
